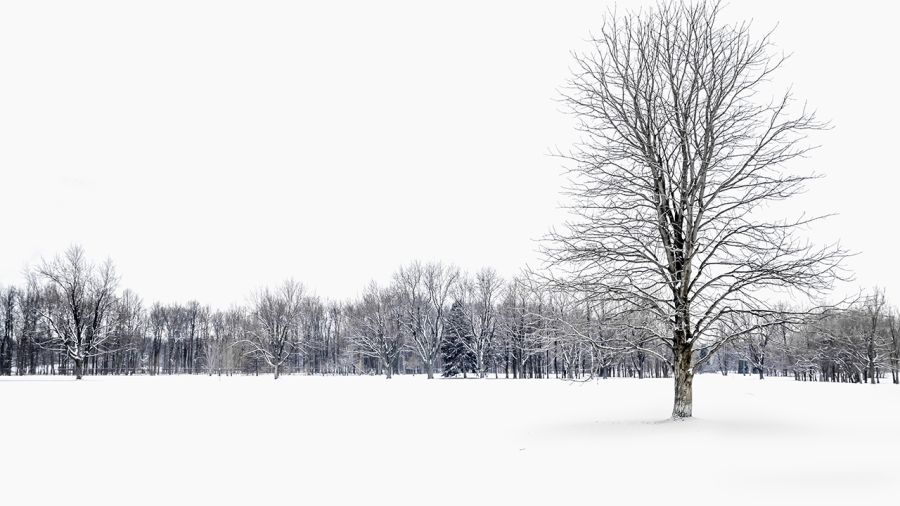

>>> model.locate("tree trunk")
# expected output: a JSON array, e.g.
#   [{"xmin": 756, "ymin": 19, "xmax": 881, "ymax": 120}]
[
  {"xmin": 0, "ymin": 338, "xmax": 7, "ymax": 375},
  {"xmin": 891, "ymin": 348, "xmax": 900, "ymax": 384},
  {"xmin": 273, "ymin": 364, "xmax": 280, "ymax": 380},
  {"xmin": 672, "ymin": 343, "xmax": 693, "ymax": 419},
  {"xmin": 425, "ymin": 361, "xmax": 434, "ymax": 379},
  {"xmin": 74, "ymin": 358, "xmax": 84, "ymax": 380}
]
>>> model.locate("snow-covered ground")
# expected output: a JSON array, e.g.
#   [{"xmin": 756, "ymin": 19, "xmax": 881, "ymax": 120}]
[{"xmin": 1, "ymin": 374, "xmax": 897, "ymax": 505}]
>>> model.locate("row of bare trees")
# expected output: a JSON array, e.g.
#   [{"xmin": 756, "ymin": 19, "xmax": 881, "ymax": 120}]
[
  {"xmin": 346, "ymin": 263, "xmax": 674, "ymax": 381},
  {"xmin": 708, "ymin": 290, "xmax": 900, "ymax": 384},
  {"xmin": 10, "ymin": 247, "xmax": 893, "ymax": 385},
  {"xmin": 0, "ymin": 247, "xmax": 674, "ymax": 380}
]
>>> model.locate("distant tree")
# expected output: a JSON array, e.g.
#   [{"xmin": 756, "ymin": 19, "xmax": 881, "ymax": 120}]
[
  {"xmin": 348, "ymin": 282, "xmax": 404, "ymax": 379},
  {"xmin": 441, "ymin": 300, "xmax": 473, "ymax": 377},
  {"xmin": 240, "ymin": 280, "xmax": 305, "ymax": 379},
  {"xmin": 184, "ymin": 301, "xmax": 203, "ymax": 375},
  {"xmin": 161, "ymin": 303, "xmax": 186, "ymax": 374},
  {"xmin": 0, "ymin": 286, "xmax": 15, "ymax": 375},
  {"xmin": 207, "ymin": 308, "xmax": 240, "ymax": 376},
  {"xmin": 727, "ymin": 313, "xmax": 777, "ymax": 380},
  {"xmin": 148, "ymin": 303, "xmax": 166, "ymax": 375},
  {"xmin": 34, "ymin": 245, "xmax": 119, "ymax": 379},
  {"xmin": 861, "ymin": 289, "xmax": 888, "ymax": 384},
  {"xmin": 889, "ymin": 311, "xmax": 900, "ymax": 384},
  {"xmin": 497, "ymin": 277, "xmax": 546, "ymax": 379},
  {"xmin": 396, "ymin": 262, "xmax": 460, "ymax": 379},
  {"xmin": 109, "ymin": 289, "xmax": 145, "ymax": 374},
  {"xmin": 15, "ymin": 278, "xmax": 43, "ymax": 375},
  {"xmin": 458, "ymin": 268, "xmax": 503, "ymax": 378},
  {"xmin": 813, "ymin": 305, "xmax": 888, "ymax": 384},
  {"xmin": 711, "ymin": 340, "xmax": 732, "ymax": 376}
]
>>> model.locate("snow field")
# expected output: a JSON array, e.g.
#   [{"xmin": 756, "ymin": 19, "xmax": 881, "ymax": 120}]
[{"xmin": 1, "ymin": 373, "xmax": 898, "ymax": 505}]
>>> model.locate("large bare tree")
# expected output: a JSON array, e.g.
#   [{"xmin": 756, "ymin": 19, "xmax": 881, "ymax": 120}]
[
  {"xmin": 395, "ymin": 261, "xmax": 459, "ymax": 379},
  {"xmin": 348, "ymin": 282, "xmax": 404, "ymax": 379},
  {"xmin": 456, "ymin": 268, "xmax": 503, "ymax": 378},
  {"xmin": 34, "ymin": 245, "xmax": 119, "ymax": 379},
  {"xmin": 545, "ymin": 1, "xmax": 848, "ymax": 417},
  {"xmin": 240, "ymin": 280, "xmax": 305, "ymax": 379}
]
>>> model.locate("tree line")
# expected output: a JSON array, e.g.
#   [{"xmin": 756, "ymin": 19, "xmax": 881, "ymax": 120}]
[
  {"xmin": 713, "ymin": 290, "xmax": 900, "ymax": 384},
  {"xmin": 1, "ymin": 245, "xmax": 896, "ymax": 384}
]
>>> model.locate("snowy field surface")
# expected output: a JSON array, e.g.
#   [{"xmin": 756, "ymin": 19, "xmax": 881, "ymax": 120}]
[{"xmin": 2, "ymin": 374, "xmax": 898, "ymax": 505}]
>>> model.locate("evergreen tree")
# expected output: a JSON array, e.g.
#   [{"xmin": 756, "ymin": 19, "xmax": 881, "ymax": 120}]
[{"xmin": 441, "ymin": 300, "xmax": 474, "ymax": 377}]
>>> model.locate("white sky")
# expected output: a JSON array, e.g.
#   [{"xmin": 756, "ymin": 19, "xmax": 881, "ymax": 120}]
[{"xmin": 1, "ymin": 1, "xmax": 897, "ymax": 308}]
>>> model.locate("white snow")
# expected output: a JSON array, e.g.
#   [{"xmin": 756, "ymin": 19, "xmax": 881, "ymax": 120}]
[{"xmin": 1, "ymin": 374, "xmax": 898, "ymax": 505}]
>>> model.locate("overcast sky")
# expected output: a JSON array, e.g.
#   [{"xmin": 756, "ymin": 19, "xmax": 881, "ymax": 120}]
[{"xmin": 1, "ymin": 1, "xmax": 896, "ymax": 308}]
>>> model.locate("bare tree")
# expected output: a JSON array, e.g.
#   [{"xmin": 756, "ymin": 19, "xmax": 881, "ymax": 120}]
[
  {"xmin": 497, "ymin": 277, "xmax": 548, "ymax": 379},
  {"xmin": 396, "ymin": 261, "xmax": 460, "ymax": 379},
  {"xmin": 711, "ymin": 340, "xmax": 732, "ymax": 376},
  {"xmin": 348, "ymin": 282, "xmax": 404, "ymax": 379},
  {"xmin": 33, "ymin": 245, "xmax": 119, "ymax": 379},
  {"xmin": 206, "ymin": 308, "xmax": 242, "ymax": 376},
  {"xmin": 240, "ymin": 280, "xmax": 305, "ymax": 379},
  {"xmin": 16, "ymin": 277, "xmax": 45, "ymax": 375},
  {"xmin": 109, "ymin": 289, "xmax": 145, "ymax": 374},
  {"xmin": 727, "ymin": 312, "xmax": 779, "ymax": 380},
  {"xmin": 544, "ymin": 1, "xmax": 848, "ymax": 417},
  {"xmin": 861, "ymin": 289, "xmax": 887, "ymax": 384},
  {"xmin": 0, "ymin": 286, "xmax": 15, "ymax": 375},
  {"xmin": 456, "ymin": 268, "xmax": 503, "ymax": 378},
  {"xmin": 889, "ymin": 310, "xmax": 900, "ymax": 385}
]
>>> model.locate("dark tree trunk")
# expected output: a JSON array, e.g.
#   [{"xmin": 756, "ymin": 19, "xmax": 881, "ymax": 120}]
[
  {"xmin": 672, "ymin": 342, "xmax": 693, "ymax": 419},
  {"xmin": 74, "ymin": 358, "xmax": 84, "ymax": 380},
  {"xmin": 0, "ymin": 337, "xmax": 8, "ymax": 375}
]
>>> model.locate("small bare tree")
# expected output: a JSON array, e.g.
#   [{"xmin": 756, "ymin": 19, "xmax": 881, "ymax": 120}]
[
  {"xmin": 544, "ymin": 1, "xmax": 848, "ymax": 417},
  {"xmin": 33, "ymin": 245, "xmax": 119, "ymax": 379},
  {"xmin": 240, "ymin": 280, "xmax": 305, "ymax": 379}
]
